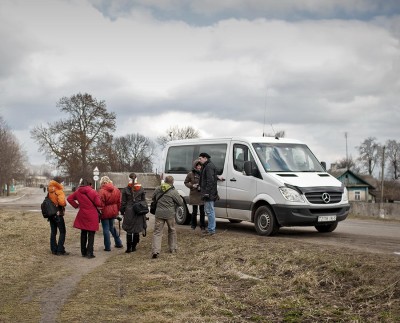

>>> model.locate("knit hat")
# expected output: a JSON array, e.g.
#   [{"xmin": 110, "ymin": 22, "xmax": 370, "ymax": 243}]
[
  {"xmin": 52, "ymin": 176, "xmax": 63, "ymax": 184},
  {"xmin": 199, "ymin": 152, "xmax": 211, "ymax": 159}
]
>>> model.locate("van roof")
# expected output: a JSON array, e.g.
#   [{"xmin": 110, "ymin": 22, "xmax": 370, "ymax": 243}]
[{"xmin": 166, "ymin": 136, "xmax": 305, "ymax": 146}]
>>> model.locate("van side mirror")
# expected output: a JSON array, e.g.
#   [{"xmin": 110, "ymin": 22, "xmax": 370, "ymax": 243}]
[
  {"xmin": 320, "ymin": 161, "xmax": 326, "ymax": 171},
  {"xmin": 244, "ymin": 161, "xmax": 261, "ymax": 178}
]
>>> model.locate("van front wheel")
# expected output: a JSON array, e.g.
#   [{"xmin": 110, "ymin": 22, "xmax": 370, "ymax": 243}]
[
  {"xmin": 315, "ymin": 222, "xmax": 338, "ymax": 233},
  {"xmin": 254, "ymin": 206, "xmax": 278, "ymax": 236}
]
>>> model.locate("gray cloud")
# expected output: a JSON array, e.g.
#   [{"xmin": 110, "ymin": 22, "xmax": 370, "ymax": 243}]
[
  {"xmin": 0, "ymin": 0, "xmax": 399, "ymax": 167},
  {"xmin": 89, "ymin": 0, "xmax": 400, "ymax": 23}
]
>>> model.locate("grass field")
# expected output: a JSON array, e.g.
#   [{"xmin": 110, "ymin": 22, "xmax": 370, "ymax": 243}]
[{"xmin": 0, "ymin": 209, "xmax": 399, "ymax": 322}]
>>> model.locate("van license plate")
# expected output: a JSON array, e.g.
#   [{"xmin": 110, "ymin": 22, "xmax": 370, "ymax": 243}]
[{"xmin": 318, "ymin": 215, "xmax": 336, "ymax": 222}]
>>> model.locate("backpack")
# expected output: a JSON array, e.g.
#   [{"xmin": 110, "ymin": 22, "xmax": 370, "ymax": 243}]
[{"xmin": 41, "ymin": 194, "xmax": 58, "ymax": 218}]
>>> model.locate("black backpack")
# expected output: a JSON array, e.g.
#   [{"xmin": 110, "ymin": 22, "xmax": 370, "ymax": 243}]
[{"xmin": 41, "ymin": 194, "xmax": 58, "ymax": 218}]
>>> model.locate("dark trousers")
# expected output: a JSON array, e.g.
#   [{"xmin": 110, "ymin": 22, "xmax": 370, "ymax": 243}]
[
  {"xmin": 191, "ymin": 205, "xmax": 206, "ymax": 229},
  {"xmin": 81, "ymin": 230, "xmax": 95, "ymax": 256},
  {"xmin": 49, "ymin": 216, "xmax": 66, "ymax": 254}
]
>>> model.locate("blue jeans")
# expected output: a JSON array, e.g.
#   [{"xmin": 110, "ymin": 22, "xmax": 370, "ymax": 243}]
[
  {"xmin": 101, "ymin": 218, "xmax": 123, "ymax": 250},
  {"xmin": 204, "ymin": 200, "xmax": 216, "ymax": 233},
  {"xmin": 49, "ymin": 216, "xmax": 66, "ymax": 254}
]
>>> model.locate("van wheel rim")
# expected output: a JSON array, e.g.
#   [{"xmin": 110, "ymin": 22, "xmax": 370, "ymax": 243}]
[
  {"xmin": 259, "ymin": 214, "xmax": 270, "ymax": 230},
  {"xmin": 176, "ymin": 206, "xmax": 184, "ymax": 221}
]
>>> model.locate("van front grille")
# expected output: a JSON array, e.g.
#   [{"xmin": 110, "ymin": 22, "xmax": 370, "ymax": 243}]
[{"xmin": 305, "ymin": 191, "xmax": 342, "ymax": 204}]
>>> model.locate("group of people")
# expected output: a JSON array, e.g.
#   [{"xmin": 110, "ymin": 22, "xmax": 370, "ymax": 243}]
[
  {"xmin": 48, "ymin": 173, "xmax": 147, "ymax": 259},
  {"xmin": 184, "ymin": 152, "xmax": 221, "ymax": 235},
  {"xmin": 47, "ymin": 151, "xmax": 220, "ymax": 259}
]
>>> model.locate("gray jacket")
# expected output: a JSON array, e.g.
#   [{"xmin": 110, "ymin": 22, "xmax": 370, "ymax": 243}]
[{"xmin": 152, "ymin": 185, "xmax": 183, "ymax": 219}]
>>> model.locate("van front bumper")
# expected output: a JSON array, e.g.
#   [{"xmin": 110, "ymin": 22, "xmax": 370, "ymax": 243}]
[{"xmin": 272, "ymin": 203, "xmax": 350, "ymax": 226}]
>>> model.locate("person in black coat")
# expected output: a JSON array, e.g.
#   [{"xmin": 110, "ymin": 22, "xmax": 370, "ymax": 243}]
[
  {"xmin": 120, "ymin": 173, "xmax": 147, "ymax": 253},
  {"xmin": 198, "ymin": 152, "xmax": 220, "ymax": 235}
]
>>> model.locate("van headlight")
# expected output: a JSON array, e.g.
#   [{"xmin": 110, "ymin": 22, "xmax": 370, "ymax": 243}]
[
  {"xmin": 279, "ymin": 187, "xmax": 305, "ymax": 203},
  {"xmin": 342, "ymin": 187, "xmax": 349, "ymax": 202}
]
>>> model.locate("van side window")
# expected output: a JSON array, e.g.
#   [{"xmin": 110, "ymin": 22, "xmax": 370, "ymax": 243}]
[
  {"xmin": 165, "ymin": 144, "xmax": 227, "ymax": 175},
  {"xmin": 165, "ymin": 145, "xmax": 195, "ymax": 174},
  {"xmin": 198, "ymin": 144, "xmax": 227, "ymax": 175},
  {"xmin": 233, "ymin": 144, "xmax": 255, "ymax": 173}
]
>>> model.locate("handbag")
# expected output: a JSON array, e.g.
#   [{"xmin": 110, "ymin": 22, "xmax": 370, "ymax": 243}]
[
  {"xmin": 89, "ymin": 197, "xmax": 102, "ymax": 222},
  {"xmin": 133, "ymin": 201, "xmax": 149, "ymax": 216},
  {"xmin": 150, "ymin": 187, "xmax": 172, "ymax": 215}
]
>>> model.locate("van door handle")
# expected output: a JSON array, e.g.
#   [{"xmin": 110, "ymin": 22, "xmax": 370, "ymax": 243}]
[{"xmin": 230, "ymin": 178, "xmax": 237, "ymax": 182}]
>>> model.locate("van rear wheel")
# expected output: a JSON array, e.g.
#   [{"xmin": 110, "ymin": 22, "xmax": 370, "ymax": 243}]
[
  {"xmin": 254, "ymin": 206, "xmax": 278, "ymax": 236},
  {"xmin": 175, "ymin": 204, "xmax": 190, "ymax": 225}
]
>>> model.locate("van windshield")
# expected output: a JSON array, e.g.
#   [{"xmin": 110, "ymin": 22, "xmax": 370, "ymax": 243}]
[{"xmin": 252, "ymin": 143, "xmax": 325, "ymax": 172}]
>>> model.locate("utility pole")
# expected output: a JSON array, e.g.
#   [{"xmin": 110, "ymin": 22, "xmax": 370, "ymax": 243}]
[
  {"xmin": 379, "ymin": 146, "xmax": 385, "ymax": 218},
  {"xmin": 345, "ymin": 132, "xmax": 349, "ymax": 170}
]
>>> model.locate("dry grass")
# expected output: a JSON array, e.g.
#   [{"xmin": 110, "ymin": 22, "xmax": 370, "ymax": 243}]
[{"xmin": 1, "ymin": 209, "xmax": 399, "ymax": 322}]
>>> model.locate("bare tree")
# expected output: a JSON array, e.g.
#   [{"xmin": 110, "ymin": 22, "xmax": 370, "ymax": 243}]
[
  {"xmin": 385, "ymin": 140, "xmax": 400, "ymax": 180},
  {"xmin": 157, "ymin": 125, "xmax": 200, "ymax": 148},
  {"xmin": 111, "ymin": 133, "xmax": 154, "ymax": 172},
  {"xmin": 356, "ymin": 137, "xmax": 380, "ymax": 175},
  {"xmin": 0, "ymin": 117, "xmax": 27, "ymax": 195},
  {"xmin": 31, "ymin": 93, "xmax": 116, "ymax": 182},
  {"xmin": 333, "ymin": 156, "xmax": 359, "ymax": 172}
]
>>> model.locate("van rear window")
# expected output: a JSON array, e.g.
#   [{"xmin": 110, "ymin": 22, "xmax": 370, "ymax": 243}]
[{"xmin": 165, "ymin": 144, "xmax": 227, "ymax": 174}]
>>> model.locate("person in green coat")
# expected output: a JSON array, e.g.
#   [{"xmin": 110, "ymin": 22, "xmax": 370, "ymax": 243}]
[{"xmin": 151, "ymin": 176, "xmax": 183, "ymax": 259}]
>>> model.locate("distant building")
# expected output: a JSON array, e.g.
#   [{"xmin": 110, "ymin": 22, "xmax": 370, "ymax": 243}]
[
  {"xmin": 100, "ymin": 172, "xmax": 161, "ymax": 191},
  {"xmin": 329, "ymin": 168, "xmax": 376, "ymax": 202},
  {"xmin": 26, "ymin": 175, "xmax": 48, "ymax": 188}
]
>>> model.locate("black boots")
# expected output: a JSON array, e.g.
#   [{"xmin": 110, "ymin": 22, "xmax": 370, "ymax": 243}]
[
  {"xmin": 125, "ymin": 233, "xmax": 133, "ymax": 253},
  {"xmin": 132, "ymin": 233, "xmax": 139, "ymax": 251},
  {"xmin": 125, "ymin": 233, "xmax": 140, "ymax": 253}
]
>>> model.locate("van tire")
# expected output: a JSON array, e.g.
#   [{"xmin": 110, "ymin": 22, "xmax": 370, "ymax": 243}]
[
  {"xmin": 254, "ymin": 206, "xmax": 278, "ymax": 236},
  {"xmin": 315, "ymin": 222, "xmax": 338, "ymax": 233},
  {"xmin": 175, "ymin": 204, "xmax": 190, "ymax": 225}
]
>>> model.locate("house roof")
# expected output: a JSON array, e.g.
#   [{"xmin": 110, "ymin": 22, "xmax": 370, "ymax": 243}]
[{"xmin": 328, "ymin": 168, "xmax": 376, "ymax": 189}]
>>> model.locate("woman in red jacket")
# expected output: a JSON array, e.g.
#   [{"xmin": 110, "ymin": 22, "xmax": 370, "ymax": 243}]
[
  {"xmin": 98, "ymin": 176, "xmax": 123, "ymax": 251},
  {"xmin": 67, "ymin": 178, "xmax": 102, "ymax": 259}
]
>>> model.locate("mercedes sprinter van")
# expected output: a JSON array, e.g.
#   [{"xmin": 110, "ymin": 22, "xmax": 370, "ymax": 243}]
[{"xmin": 161, "ymin": 137, "xmax": 350, "ymax": 236}]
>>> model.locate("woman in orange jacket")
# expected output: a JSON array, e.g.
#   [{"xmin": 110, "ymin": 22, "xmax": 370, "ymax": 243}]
[{"xmin": 47, "ymin": 176, "xmax": 68, "ymax": 255}]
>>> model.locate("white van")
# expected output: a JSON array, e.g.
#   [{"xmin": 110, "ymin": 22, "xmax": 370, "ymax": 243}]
[{"xmin": 161, "ymin": 136, "xmax": 350, "ymax": 236}]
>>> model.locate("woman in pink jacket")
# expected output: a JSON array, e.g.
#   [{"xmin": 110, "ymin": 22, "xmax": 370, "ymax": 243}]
[{"xmin": 67, "ymin": 178, "xmax": 102, "ymax": 259}]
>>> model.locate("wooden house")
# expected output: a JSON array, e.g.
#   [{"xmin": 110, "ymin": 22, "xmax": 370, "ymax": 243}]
[{"xmin": 329, "ymin": 168, "xmax": 376, "ymax": 202}]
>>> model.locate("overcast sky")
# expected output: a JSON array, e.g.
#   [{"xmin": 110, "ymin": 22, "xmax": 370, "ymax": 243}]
[{"xmin": 0, "ymin": 0, "xmax": 399, "ymax": 171}]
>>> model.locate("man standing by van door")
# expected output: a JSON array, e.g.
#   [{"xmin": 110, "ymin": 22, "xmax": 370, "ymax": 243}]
[{"xmin": 198, "ymin": 152, "xmax": 219, "ymax": 236}]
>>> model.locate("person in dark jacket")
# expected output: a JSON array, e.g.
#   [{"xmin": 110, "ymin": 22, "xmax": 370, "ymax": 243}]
[
  {"xmin": 198, "ymin": 152, "xmax": 220, "ymax": 236},
  {"xmin": 48, "ymin": 176, "xmax": 68, "ymax": 255},
  {"xmin": 120, "ymin": 173, "xmax": 147, "ymax": 253},
  {"xmin": 151, "ymin": 175, "xmax": 183, "ymax": 259},
  {"xmin": 99, "ymin": 176, "xmax": 123, "ymax": 251},
  {"xmin": 67, "ymin": 178, "xmax": 102, "ymax": 259},
  {"xmin": 184, "ymin": 159, "xmax": 205, "ymax": 231}
]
